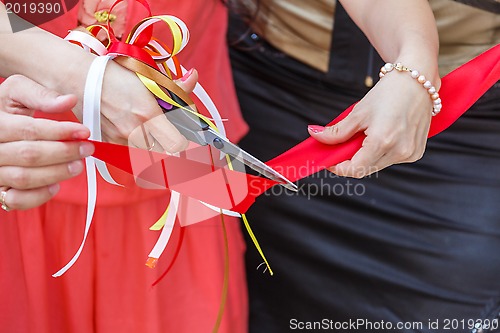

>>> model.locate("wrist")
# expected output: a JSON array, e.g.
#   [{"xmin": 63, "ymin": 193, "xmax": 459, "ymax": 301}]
[
  {"xmin": 47, "ymin": 43, "xmax": 96, "ymax": 121},
  {"xmin": 379, "ymin": 60, "xmax": 442, "ymax": 115},
  {"xmin": 49, "ymin": 45, "xmax": 94, "ymax": 90},
  {"xmin": 393, "ymin": 51, "xmax": 440, "ymax": 90}
]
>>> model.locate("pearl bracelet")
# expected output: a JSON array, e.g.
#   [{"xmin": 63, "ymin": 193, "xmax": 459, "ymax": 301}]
[{"xmin": 379, "ymin": 63, "xmax": 442, "ymax": 116}]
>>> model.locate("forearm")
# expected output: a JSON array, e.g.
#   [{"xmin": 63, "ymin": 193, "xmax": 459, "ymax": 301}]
[
  {"xmin": 0, "ymin": 4, "xmax": 95, "ymax": 117},
  {"xmin": 1, "ymin": 5, "xmax": 190, "ymax": 151},
  {"xmin": 338, "ymin": 0, "xmax": 440, "ymax": 85}
]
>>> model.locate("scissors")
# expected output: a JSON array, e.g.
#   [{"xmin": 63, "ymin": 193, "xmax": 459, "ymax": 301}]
[{"xmin": 158, "ymin": 93, "xmax": 298, "ymax": 192}]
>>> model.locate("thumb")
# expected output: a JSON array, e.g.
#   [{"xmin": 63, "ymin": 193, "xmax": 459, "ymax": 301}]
[
  {"xmin": 308, "ymin": 115, "xmax": 361, "ymax": 145},
  {"xmin": 39, "ymin": 94, "xmax": 78, "ymax": 114},
  {"xmin": 1, "ymin": 75, "xmax": 77, "ymax": 115},
  {"xmin": 174, "ymin": 68, "xmax": 198, "ymax": 95}
]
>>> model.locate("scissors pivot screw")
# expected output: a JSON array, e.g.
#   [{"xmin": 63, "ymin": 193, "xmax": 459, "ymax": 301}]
[{"xmin": 213, "ymin": 138, "xmax": 225, "ymax": 150}]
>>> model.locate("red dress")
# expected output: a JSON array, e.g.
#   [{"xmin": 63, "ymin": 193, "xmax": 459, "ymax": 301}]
[{"xmin": 0, "ymin": 1, "xmax": 249, "ymax": 333}]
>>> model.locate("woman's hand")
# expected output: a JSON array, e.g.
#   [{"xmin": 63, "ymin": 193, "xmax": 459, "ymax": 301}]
[
  {"xmin": 0, "ymin": 75, "xmax": 94, "ymax": 210},
  {"xmin": 309, "ymin": 70, "xmax": 435, "ymax": 178},
  {"xmin": 0, "ymin": 21, "xmax": 194, "ymax": 154},
  {"xmin": 97, "ymin": 64, "xmax": 197, "ymax": 152},
  {"xmin": 313, "ymin": 0, "xmax": 440, "ymax": 178}
]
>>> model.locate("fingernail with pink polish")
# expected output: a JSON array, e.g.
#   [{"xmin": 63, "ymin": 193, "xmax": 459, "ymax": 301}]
[
  {"xmin": 48, "ymin": 183, "xmax": 60, "ymax": 196},
  {"xmin": 181, "ymin": 68, "xmax": 194, "ymax": 82},
  {"xmin": 79, "ymin": 142, "xmax": 95, "ymax": 158},
  {"xmin": 308, "ymin": 125, "xmax": 325, "ymax": 134},
  {"xmin": 73, "ymin": 130, "xmax": 90, "ymax": 140},
  {"xmin": 68, "ymin": 160, "xmax": 84, "ymax": 176}
]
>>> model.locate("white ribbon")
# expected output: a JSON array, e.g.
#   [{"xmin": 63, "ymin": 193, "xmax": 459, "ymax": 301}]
[
  {"xmin": 147, "ymin": 191, "xmax": 180, "ymax": 259},
  {"xmin": 64, "ymin": 30, "xmax": 108, "ymax": 56},
  {"xmin": 53, "ymin": 55, "xmax": 115, "ymax": 277}
]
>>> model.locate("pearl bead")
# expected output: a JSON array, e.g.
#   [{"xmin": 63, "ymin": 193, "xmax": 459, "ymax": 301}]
[{"xmin": 378, "ymin": 62, "xmax": 442, "ymax": 116}]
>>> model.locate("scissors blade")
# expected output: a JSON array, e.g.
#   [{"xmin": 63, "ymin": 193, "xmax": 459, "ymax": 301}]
[
  {"xmin": 201, "ymin": 129, "xmax": 298, "ymax": 192},
  {"xmin": 158, "ymin": 96, "xmax": 297, "ymax": 191}
]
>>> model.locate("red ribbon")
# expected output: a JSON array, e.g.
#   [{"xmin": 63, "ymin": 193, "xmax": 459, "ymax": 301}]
[
  {"xmin": 268, "ymin": 43, "xmax": 500, "ymax": 177},
  {"xmin": 106, "ymin": 0, "xmax": 158, "ymax": 68},
  {"xmin": 90, "ymin": 43, "xmax": 500, "ymax": 213}
]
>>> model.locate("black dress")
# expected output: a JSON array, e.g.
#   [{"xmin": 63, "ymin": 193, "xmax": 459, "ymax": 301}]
[{"xmin": 228, "ymin": 4, "xmax": 500, "ymax": 333}]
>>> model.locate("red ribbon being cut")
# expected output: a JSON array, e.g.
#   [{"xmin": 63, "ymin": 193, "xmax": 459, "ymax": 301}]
[{"xmin": 89, "ymin": 43, "xmax": 500, "ymax": 214}]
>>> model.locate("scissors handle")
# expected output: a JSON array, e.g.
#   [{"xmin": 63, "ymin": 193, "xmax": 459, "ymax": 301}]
[{"xmin": 159, "ymin": 92, "xmax": 209, "ymax": 145}]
